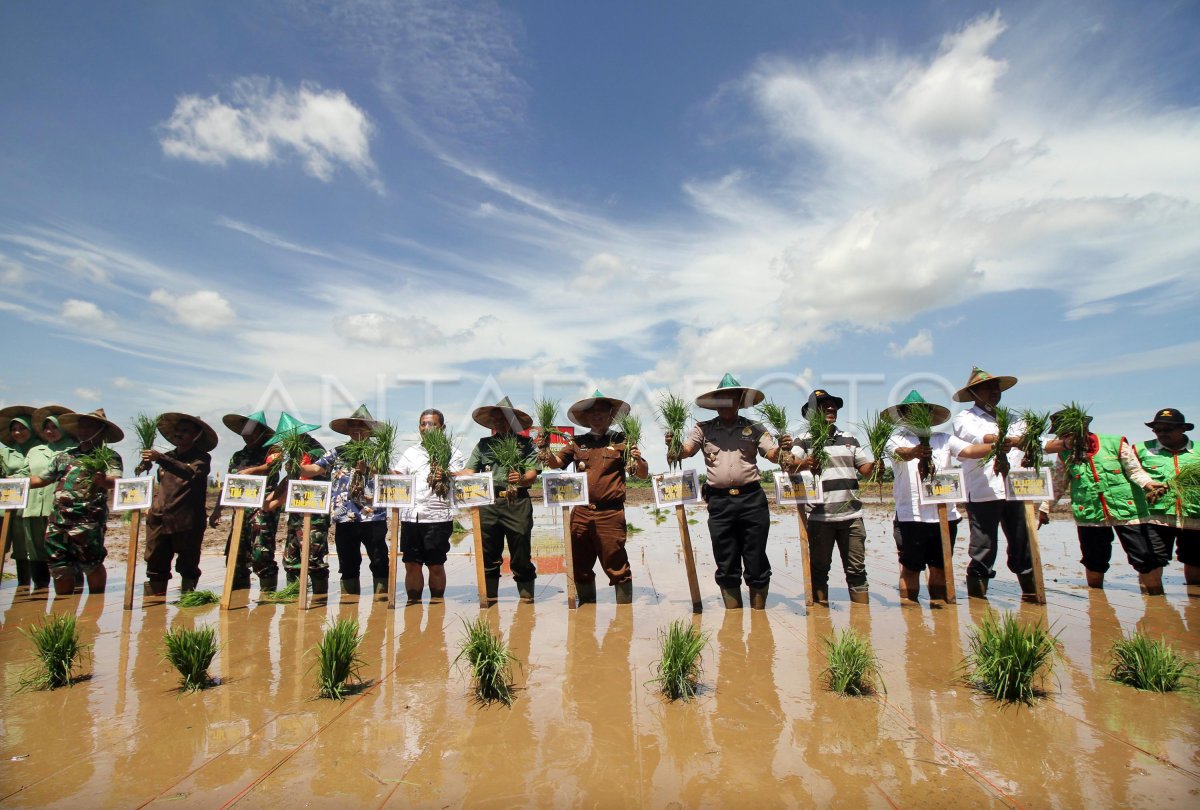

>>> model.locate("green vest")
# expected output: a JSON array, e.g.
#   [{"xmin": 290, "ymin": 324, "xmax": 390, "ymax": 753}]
[
  {"xmin": 1133, "ymin": 439, "xmax": 1200, "ymax": 520},
  {"xmin": 1061, "ymin": 434, "xmax": 1143, "ymax": 524}
]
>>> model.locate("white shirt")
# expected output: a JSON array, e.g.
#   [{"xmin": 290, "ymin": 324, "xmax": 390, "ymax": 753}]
[
  {"xmin": 952, "ymin": 405, "xmax": 1026, "ymax": 502},
  {"xmin": 886, "ymin": 430, "xmax": 968, "ymax": 523},
  {"xmin": 394, "ymin": 442, "xmax": 466, "ymax": 522}
]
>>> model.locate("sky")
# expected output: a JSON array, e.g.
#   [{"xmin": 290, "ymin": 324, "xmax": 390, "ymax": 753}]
[{"xmin": 2, "ymin": 0, "xmax": 1199, "ymax": 473}]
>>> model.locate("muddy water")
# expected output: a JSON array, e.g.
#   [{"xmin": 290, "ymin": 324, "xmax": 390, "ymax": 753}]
[{"xmin": 1, "ymin": 504, "xmax": 1198, "ymax": 808}]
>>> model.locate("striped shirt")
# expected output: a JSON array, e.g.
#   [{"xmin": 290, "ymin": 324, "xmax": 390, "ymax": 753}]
[{"xmin": 795, "ymin": 426, "xmax": 874, "ymax": 522}]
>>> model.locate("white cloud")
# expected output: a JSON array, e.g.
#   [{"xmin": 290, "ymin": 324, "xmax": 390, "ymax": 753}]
[
  {"xmin": 112, "ymin": 377, "xmax": 137, "ymax": 390},
  {"xmin": 160, "ymin": 77, "xmax": 382, "ymax": 191},
  {"xmin": 334, "ymin": 312, "xmax": 500, "ymax": 349},
  {"xmin": 888, "ymin": 329, "xmax": 934, "ymax": 358},
  {"xmin": 0, "ymin": 254, "xmax": 24, "ymax": 284},
  {"xmin": 74, "ymin": 387, "xmax": 100, "ymax": 402},
  {"xmin": 60, "ymin": 299, "xmax": 115, "ymax": 330},
  {"xmin": 149, "ymin": 289, "xmax": 235, "ymax": 331},
  {"xmin": 572, "ymin": 253, "xmax": 641, "ymax": 293}
]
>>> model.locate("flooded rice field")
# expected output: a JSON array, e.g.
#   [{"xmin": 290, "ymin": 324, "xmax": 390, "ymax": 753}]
[{"xmin": 2, "ymin": 503, "xmax": 1199, "ymax": 808}]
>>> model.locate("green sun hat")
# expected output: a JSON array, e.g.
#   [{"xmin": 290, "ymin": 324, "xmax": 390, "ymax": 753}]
[
  {"xmin": 885, "ymin": 390, "xmax": 951, "ymax": 426},
  {"xmin": 695, "ymin": 373, "xmax": 765, "ymax": 411},
  {"xmin": 221, "ymin": 410, "xmax": 275, "ymax": 439},
  {"xmin": 263, "ymin": 413, "xmax": 321, "ymax": 446}
]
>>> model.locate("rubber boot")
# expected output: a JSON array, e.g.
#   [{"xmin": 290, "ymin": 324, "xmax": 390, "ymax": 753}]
[
  {"xmin": 1085, "ymin": 569, "xmax": 1104, "ymax": 589},
  {"xmin": 180, "ymin": 578, "xmax": 199, "ymax": 594},
  {"xmin": 373, "ymin": 578, "xmax": 389, "ymax": 596},
  {"xmin": 340, "ymin": 578, "xmax": 361, "ymax": 595},
  {"xmin": 749, "ymin": 585, "xmax": 769, "ymax": 610},
  {"xmin": 15, "ymin": 560, "xmax": 31, "ymax": 587},
  {"xmin": 812, "ymin": 586, "xmax": 828, "ymax": 604},
  {"xmin": 232, "ymin": 573, "xmax": 252, "ymax": 590},
  {"xmin": 575, "ymin": 580, "xmax": 597, "ymax": 604},
  {"xmin": 614, "ymin": 581, "xmax": 633, "ymax": 605},
  {"xmin": 258, "ymin": 574, "xmax": 278, "ymax": 593},
  {"xmin": 848, "ymin": 589, "xmax": 869, "ymax": 605},
  {"xmin": 485, "ymin": 574, "xmax": 499, "ymax": 601},
  {"xmin": 516, "ymin": 580, "xmax": 536, "ymax": 602},
  {"xmin": 143, "ymin": 580, "xmax": 168, "ymax": 597},
  {"xmin": 719, "ymin": 586, "xmax": 744, "ymax": 609},
  {"xmin": 1017, "ymin": 573, "xmax": 1037, "ymax": 596},
  {"xmin": 966, "ymin": 575, "xmax": 989, "ymax": 599},
  {"xmin": 31, "ymin": 561, "xmax": 51, "ymax": 591},
  {"xmin": 310, "ymin": 574, "xmax": 329, "ymax": 595}
]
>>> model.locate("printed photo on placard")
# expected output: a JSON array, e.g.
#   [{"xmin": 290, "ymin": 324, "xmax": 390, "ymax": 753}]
[
  {"xmin": 652, "ymin": 468, "xmax": 701, "ymax": 508},
  {"xmin": 1006, "ymin": 467, "xmax": 1055, "ymax": 501},
  {"xmin": 542, "ymin": 472, "xmax": 589, "ymax": 508},
  {"xmin": 451, "ymin": 474, "xmax": 495, "ymax": 508},
  {"xmin": 285, "ymin": 479, "xmax": 333, "ymax": 514},
  {"xmin": 0, "ymin": 478, "xmax": 31, "ymax": 511},
  {"xmin": 112, "ymin": 477, "xmax": 153, "ymax": 512},
  {"xmin": 917, "ymin": 469, "xmax": 967, "ymax": 505},
  {"xmin": 775, "ymin": 472, "xmax": 823, "ymax": 505},
  {"xmin": 220, "ymin": 474, "xmax": 269, "ymax": 509},
  {"xmin": 374, "ymin": 475, "xmax": 416, "ymax": 508}
]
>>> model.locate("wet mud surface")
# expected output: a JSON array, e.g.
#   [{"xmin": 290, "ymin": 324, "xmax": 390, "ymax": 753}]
[{"xmin": 2, "ymin": 504, "xmax": 1199, "ymax": 807}]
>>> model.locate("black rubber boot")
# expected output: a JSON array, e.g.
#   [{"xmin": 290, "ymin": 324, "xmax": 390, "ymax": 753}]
[
  {"xmin": 258, "ymin": 574, "xmax": 278, "ymax": 593},
  {"xmin": 516, "ymin": 580, "xmax": 536, "ymax": 602},
  {"xmin": 812, "ymin": 587, "xmax": 828, "ymax": 604},
  {"xmin": 373, "ymin": 578, "xmax": 389, "ymax": 596},
  {"xmin": 749, "ymin": 585, "xmax": 769, "ymax": 610},
  {"xmin": 31, "ymin": 561, "xmax": 51, "ymax": 591},
  {"xmin": 1017, "ymin": 573, "xmax": 1037, "ymax": 595},
  {"xmin": 15, "ymin": 560, "xmax": 31, "ymax": 587},
  {"xmin": 340, "ymin": 578, "xmax": 361, "ymax": 595},
  {"xmin": 575, "ymin": 580, "xmax": 597, "ymax": 604},
  {"xmin": 180, "ymin": 578, "xmax": 199, "ymax": 594},
  {"xmin": 310, "ymin": 575, "xmax": 329, "ymax": 595},
  {"xmin": 614, "ymin": 581, "xmax": 633, "ymax": 605},
  {"xmin": 848, "ymin": 589, "xmax": 870, "ymax": 605},
  {"xmin": 485, "ymin": 574, "xmax": 499, "ymax": 601},
  {"xmin": 719, "ymin": 586, "xmax": 744, "ymax": 609},
  {"xmin": 967, "ymin": 575, "xmax": 989, "ymax": 599}
]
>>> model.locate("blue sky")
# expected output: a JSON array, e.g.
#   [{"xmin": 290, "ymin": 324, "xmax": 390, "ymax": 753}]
[{"xmin": 2, "ymin": 1, "xmax": 1198, "ymax": 472}]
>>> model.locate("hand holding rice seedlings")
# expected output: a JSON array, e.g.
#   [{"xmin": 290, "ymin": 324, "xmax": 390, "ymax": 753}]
[
  {"xmin": 981, "ymin": 406, "xmax": 1013, "ymax": 478},
  {"xmin": 1108, "ymin": 632, "xmax": 1198, "ymax": 693},
  {"xmin": 1017, "ymin": 410, "xmax": 1050, "ymax": 472},
  {"xmin": 490, "ymin": 434, "xmax": 531, "ymax": 502},
  {"xmin": 75, "ymin": 444, "xmax": 119, "ymax": 477},
  {"xmin": 421, "ymin": 427, "xmax": 455, "ymax": 499},
  {"xmin": 455, "ymin": 617, "xmax": 517, "ymax": 706},
  {"xmin": 963, "ymin": 611, "xmax": 1059, "ymax": 704},
  {"xmin": 894, "ymin": 404, "xmax": 936, "ymax": 481},
  {"xmin": 533, "ymin": 398, "xmax": 562, "ymax": 458},
  {"xmin": 162, "ymin": 625, "xmax": 219, "ymax": 692},
  {"xmin": 312, "ymin": 618, "xmax": 366, "ymax": 700},
  {"xmin": 268, "ymin": 431, "xmax": 315, "ymax": 481},
  {"xmin": 657, "ymin": 392, "xmax": 691, "ymax": 470},
  {"xmin": 132, "ymin": 412, "xmax": 159, "ymax": 474},
  {"xmin": 617, "ymin": 413, "xmax": 643, "ymax": 476},
  {"xmin": 650, "ymin": 620, "xmax": 709, "ymax": 701},
  {"xmin": 1054, "ymin": 402, "xmax": 1093, "ymax": 464},
  {"xmin": 859, "ymin": 410, "xmax": 897, "ymax": 496},
  {"xmin": 757, "ymin": 400, "xmax": 793, "ymax": 467},
  {"xmin": 1165, "ymin": 460, "xmax": 1200, "ymax": 515},
  {"xmin": 18, "ymin": 613, "xmax": 89, "ymax": 691},
  {"xmin": 804, "ymin": 406, "xmax": 834, "ymax": 477},
  {"xmin": 260, "ymin": 578, "xmax": 301, "ymax": 602},
  {"xmin": 822, "ymin": 628, "xmax": 885, "ymax": 696},
  {"xmin": 176, "ymin": 590, "xmax": 220, "ymax": 607},
  {"xmin": 340, "ymin": 421, "xmax": 399, "ymax": 501}
]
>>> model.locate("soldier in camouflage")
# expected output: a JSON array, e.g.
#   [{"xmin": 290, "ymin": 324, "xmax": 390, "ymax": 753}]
[
  {"xmin": 263, "ymin": 413, "xmax": 331, "ymax": 595},
  {"xmin": 213, "ymin": 411, "xmax": 281, "ymax": 592}
]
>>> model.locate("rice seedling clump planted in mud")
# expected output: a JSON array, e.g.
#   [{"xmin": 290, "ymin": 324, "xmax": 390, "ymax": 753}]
[
  {"xmin": 421, "ymin": 426, "xmax": 455, "ymax": 499},
  {"xmin": 651, "ymin": 619, "xmax": 709, "ymax": 702},
  {"xmin": 312, "ymin": 618, "xmax": 366, "ymax": 700},
  {"xmin": 260, "ymin": 578, "xmax": 301, "ymax": 603},
  {"xmin": 162, "ymin": 625, "xmax": 219, "ymax": 692},
  {"xmin": 964, "ymin": 611, "xmax": 1058, "ymax": 704},
  {"xmin": 19, "ymin": 613, "xmax": 89, "ymax": 691},
  {"xmin": 617, "ymin": 412, "xmax": 643, "ymax": 476},
  {"xmin": 822, "ymin": 628, "xmax": 885, "ymax": 696},
  {"xmin": 1109, "ymin": 632, "xmax": 1198, "ymax": 693},
  {"xmin": 176, "ymin": 590, "xmax": 220, "ymax": 607},
  {"xmin": 657, "ymin": 392, "xmax": 691, "ymax": 470},
  {"xmin": 455, "ymin": 617, "xmax": 517, "ymax": 706}
]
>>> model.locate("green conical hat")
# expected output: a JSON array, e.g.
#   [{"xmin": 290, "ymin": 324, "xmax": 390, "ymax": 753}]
[
  {"xmin": 695, "ymin": 373, "xmax": 764, "ymax": 410},
  {"xmin": 472, "ymin": 396, "xmax": 533, "ymax": 431},
  {"xmin": 567, "ymin": 389, "xmax": 630, "ymax": 427},
  {"xmin": 330, "ymin": 404, "xmax": 379, "ymax": 435},
  {"xmin": 263, "ymin": 412, "xmax": 321, "ymax": 446},
  {"xmin": 221, "ymin": 409, "xmax": 275, "ymax": 439},
  {"xmin": 885, "ymin": 390, "xmax": 950, "ymax": 426}
]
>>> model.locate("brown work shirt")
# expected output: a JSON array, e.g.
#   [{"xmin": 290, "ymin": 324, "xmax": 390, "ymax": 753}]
[
  {"xmin": 688, "ymin": 416, "xmax": 776, "ymax": 488},
  {"xmin": 146, "ymin": 447, "xmax": 212, "ymax": 534},
  {"xmin": 558, "ymin": 430, "xmax": 627, "ymax": 505}
]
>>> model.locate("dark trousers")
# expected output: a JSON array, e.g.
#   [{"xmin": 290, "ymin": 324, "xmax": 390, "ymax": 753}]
[
  {"xmin": 479, "ymin": 496, "xmax": 536, "ymax": 582},
  {"xmin": 334, "ymin": 520, "xmax": 390, "ymax": 580},
  {"xmin": 707, "ymin": 487, "xmax": 771, "ymax": 589},
  {"xmin": 1144, "ymin": 524, "xmax": 1200, "ymax": 567},
  {"xmin": 144, "ymin": 527, "xmax": 203, "ymax": 582},
  {"xmin": 569, "ymin": 506, "xmax": 630, "ymax": 585},
  {"xmin": 893, "ymin": 518, "xmax": 960, "ymax": 572},
  {"xmin": 965, "ymin": 499, "xmax": 1031, "ymax": 579},
  {"xmin": 809, "ymin": 517, "xmax": 868, "ymax": 592},
  {"xmin": 1077, "ymin": 524, "xmax": 1160, "ymax": 574}
]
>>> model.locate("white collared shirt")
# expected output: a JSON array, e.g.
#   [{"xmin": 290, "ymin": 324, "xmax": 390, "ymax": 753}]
[
  {"xmin": 394, "ymin": 443, "xmax": 466, "ymax": 522},
  {"xmin": 952, "ymin": 405, "xmax": 1026, "ymax": 502},
  {"xmin": 886, "ymin": 430, "xmax": 968, "ymax": 523}
]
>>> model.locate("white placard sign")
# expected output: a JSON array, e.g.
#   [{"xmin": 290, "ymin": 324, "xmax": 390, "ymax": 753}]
[
  {"xmin": 1006, "ymin": 467, "xmax": 1055, "ymax": 501},
  {"xmin": 221, "ymin": 474, "xmax": 269, "ymax": 509},
  {"xmin": 775, "ymin": 472, "xmax": 823, "ymax": 505},
  {"xmin": 652, "ymin": 469, "xmax": 702, "ymax": 508},
  {"xmin": 374, "ymin": 475, "xmax": 416, "ymax": 508},
  {"xmin": 0, "ymin": 478, "xmax": 30, "ymax": 511},
  {"xmin": 285, "ymin": 479, "xmax": 333, "ymax": 514},
  {"xmin": 112, "ymin": 477, "xmax": 154, "ymax": 512},
  {"xmin": 451, "ymin": 474, "xmax": 495, "ymax": 508},
  {"xmin": 542, "ymin": 472, "xmax": 589, "ymax": 508},
  {"xmin": 917, "ymin": 469, "xmax": 967, "ymax": 505}
]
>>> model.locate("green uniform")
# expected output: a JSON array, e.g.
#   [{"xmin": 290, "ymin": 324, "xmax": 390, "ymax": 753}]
[
  {"xmin": 466, "ymin": 434, "xmax": 540, "ymax": 583},
  {"xmin": 282, "ymin": 437, "xmax": 330, "ymax": 579},
  {"xmin": 225, "ymin": 444, "xmax": 281, "ymax": 581},
  {"xmin": 43, "ymin": 445, "xmax": 124, "ymax": 575},
  {"xmin": 21, "ymin": 428, "xmax": 76, "ymax": 563},
  {"xmin": 1, "ymin": 444, "xmax": 30, "ymax": 559}
]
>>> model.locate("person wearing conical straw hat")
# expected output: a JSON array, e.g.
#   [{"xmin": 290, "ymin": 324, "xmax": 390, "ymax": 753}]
[
  {"xmin": 1, "ymin": 405, "xmax": 36, "ymax": 588},
  {"xmin": 461, "ymin": 397, "xmax": 540, "ymax": 602},
  {"xmin": 19, "ymin": 405, "xmax": 75, "ymax": 591},
  {"xmin": 139, "ymin": 413, "xmax": 216, "ymax": 597},
  {"xmin": 297, "ymin": 405, "xmax": 390, "ymax": 596},
  {"xmin": 950, "ymin": 366, "xmax": 1037, "ymax": 599},
  {"xmin": 264, "ymin": 412, "xmax": 332, "ymax": 594},
  {"xmin": 27, "ymin": 409, "xmax": 125, "ymax": 595},
  {"xmin": 1131, "ymin": 408, "xmax": 1200, "ymax": 593},
  {"xmin": 1045, "ymin": 408, "xmax": 1168, "ymax": 595},
  {"xmin": 214, "ymin": 410, "xmax": 280, "ymax": 592},
  {"xmin": 544, "ymin": 390, "xmax": 647, "ymax": 604},
  {"xmin": 885, "ymin": 390, "xmax": 997, "ymax": 603},
  {"xmin": 670, "ymin": 374, "xmax": 790, "ymax": 610}
]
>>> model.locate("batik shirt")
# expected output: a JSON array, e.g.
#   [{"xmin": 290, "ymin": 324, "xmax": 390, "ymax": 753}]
[
  {"xmin": 316, "ymin": 445, "xmax": 386, "ymax": 523},
  {"xmin": 45, "ymin": 445, "xmax": 124, "ymax": 534}
]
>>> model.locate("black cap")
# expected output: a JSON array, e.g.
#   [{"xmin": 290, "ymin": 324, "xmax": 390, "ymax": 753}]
[
  {"xmin": 1145, "ymin": 408, "xmax": 1193, "ymax": 431},
  {"xmin": 801, "ymin": 388, "xmax": 844, "ymax": 416}
]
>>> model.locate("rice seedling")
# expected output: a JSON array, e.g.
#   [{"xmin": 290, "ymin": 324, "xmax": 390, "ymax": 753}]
[
  {"xmin": 176, "ymin": 590, "xmax": 220, "ymax": 607},
  {"xmin": 75, "ymin": 444, "xmax": 119, "ymax": 477},
  {"xmin": 963, "ymin": 611, "xmax": 1059, "ymax": 704},
  {"xmin": 490, "ymin": 434, "xmax": 532, "ymax": 502},
  {"xmin": 804, "ymin": 406, "xmax": 834, "ymax": 477},
  {"xmin": 757, "ymin": 400, "xmax": 793, "ymax": 466},
  {"xmin": 822, "ymin": 628, "xmax": 885, "ymax": 696},
  {"xmin": 162, "ymin": 625, "xmax": 219, "ymax": 692},
  {"xmin": 1053, "ymin": 402, "xmax": 1093, "ymax": 464},
  {"xmin": 980, "ymin": 406, "xmax": 1013, "ymax": 478},
  {"xmin": 260, "ymin": 579, "xmax": 301, "ymax": 602},
  {"xmin": 1017, "ymin": 409, "xmax": 1051, "ymax": 472},
  {"xmin": 267, "ymin": 431, "xmax": 316, "ymax": 480},
  {"xmin": 455, "ymin": 617, "xmax": 517, "ymax": 706},
  {"xmin": 1166, "ymin": 460, "xmax": 1200, "ymax": 515},
  {"xmin": 533, "ymin": 398, "xmax": 563, "ymax": 445},
  {"xmin": 650, "ymin": 619, "xmax": 709, "ymax": 701},
  {"xmin": 1108, "ymin": 632, "xmax": 1198, "ymax": 693},
  {"xmin": 657, "ymin": 392, "xmax": 691, "ymax": 470},
  {"xmin": 859, "ymin": 410, "xmax": 896, "ymax": 496},
  {"xmin": 340, "ymin": 421, "xmax": 399, "ymax": 501},
  {"xmin": 132, "ymin": 412, "xmax": 159, "ymax": 475},
  {"xmin": 18, "ymin": 613, "xmax": 89, "ymax": 691},
  {"xmin": 421, "ymin": 427, "xmax": 455, "ymax": 499},
  {"xmin": 312, "ymin": 618, "xmax": 365, "ymax": 700},
  {"xmin": 626, "ymin": 523, "xmax": 643, "ymax": 534},
  {"xmin": 617, "ymin": 413, "xmax": 643, "ymax": 476}
]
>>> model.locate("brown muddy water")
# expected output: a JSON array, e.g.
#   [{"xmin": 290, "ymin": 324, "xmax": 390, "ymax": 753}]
[{"xmin": 2, "ymin": 504, "xmax": 1198, "ymax": 808}]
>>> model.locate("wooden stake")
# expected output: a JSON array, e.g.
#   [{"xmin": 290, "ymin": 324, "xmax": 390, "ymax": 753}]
[
  {"xmin": 220, "ymin": 508, "xmax": 247, "ymax": 611},
  {"xmin": 562, "ymin": 505, "xmax": 577, "ymax": 610},
  {"xmin": 1023, "ymin": 502, "xmax": 1047, "ymax": 605},
  {"xmin": 298, "ymin": 513, "xmax": 312, "ymax": 611},
  {"xmin": 471, "ymin": 506, "xmax": 489, "ymax": 609},
  {"xmin": 675, "ymin": 504, "xmax": 702, "ymax": 614},
  {"xmin": 123, "ymin": 510, "xmax": 142, "ymax": 610},
  {"xmin": 935, "ymin": 503, "xmax": 956, "ymax": 604},
  {"xmin": 794, "ymin": 506, "xmax": 814, "ymax": 607},
  {"xmin": 0, "ymin": 510, "xmax": 11, "ymax": 587},
  {"xmin": 387, "ymin": 507, "xmax": 400, "ymax": 609}
]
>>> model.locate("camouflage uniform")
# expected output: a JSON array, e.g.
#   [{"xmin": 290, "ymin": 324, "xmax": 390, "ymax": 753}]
[
  {"xmin": 225, "ymin": 445, "xmax": 280, "ymax": 581},
  {"xmin": 43, "ymin": 446, "xmax": 124, "ymax": 575},
  {"xmin": 282, "ymin": 436, "xmax": 330, "ymax": 579}
]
